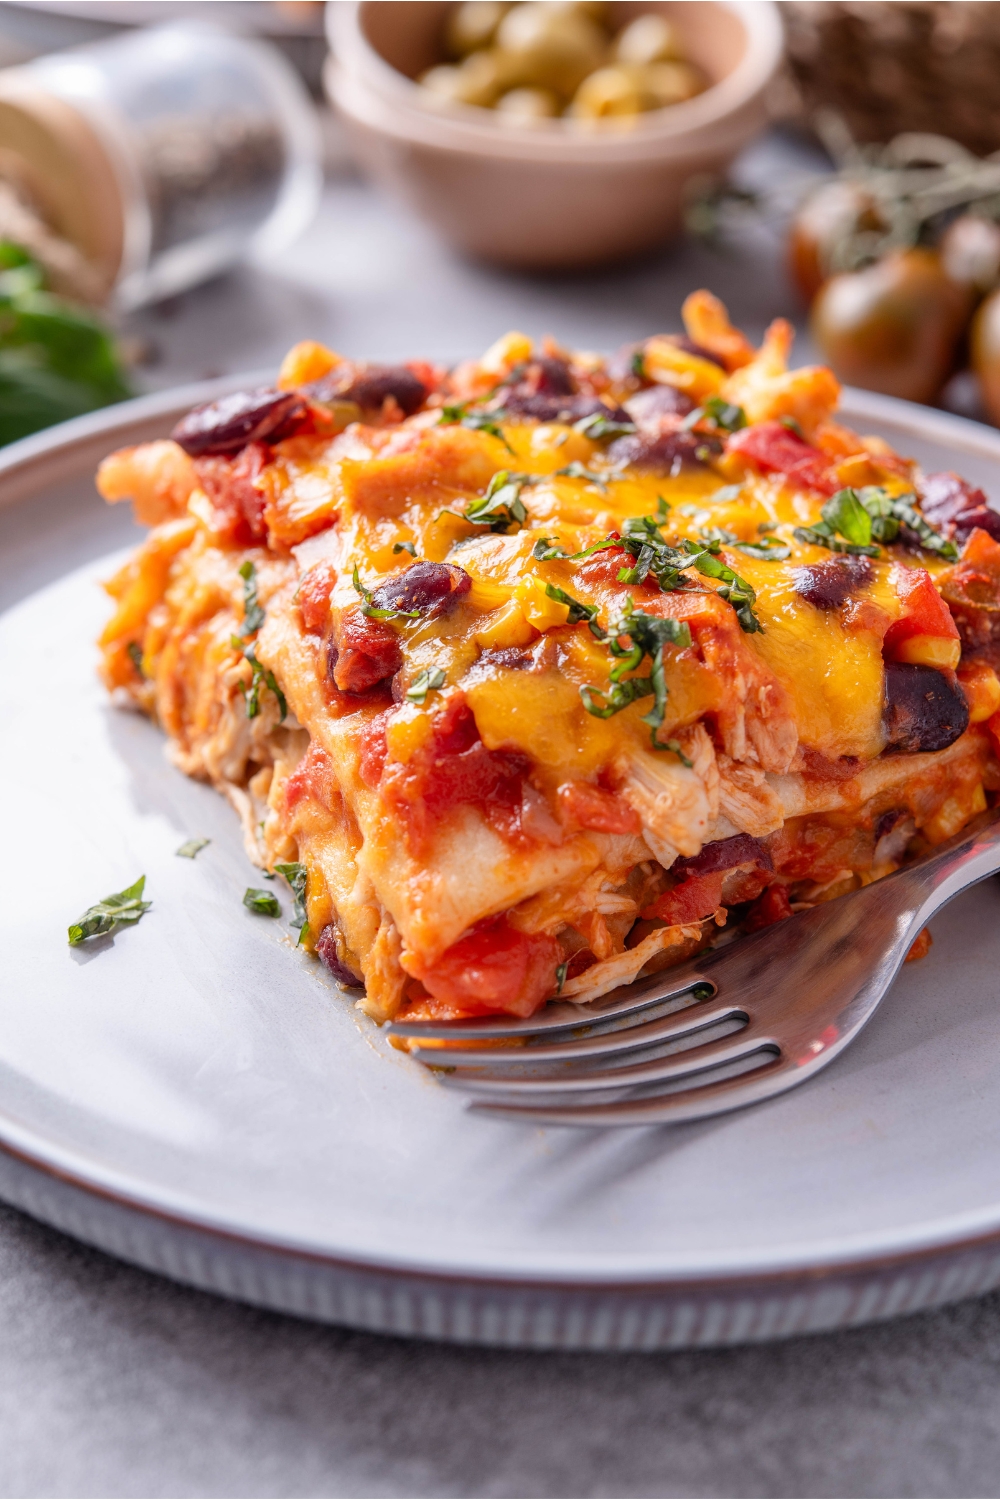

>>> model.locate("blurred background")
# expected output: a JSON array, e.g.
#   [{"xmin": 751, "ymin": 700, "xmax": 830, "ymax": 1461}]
[{"xmin": 2, "ymin": 0, "xmax": 1000, "ymax": 445}]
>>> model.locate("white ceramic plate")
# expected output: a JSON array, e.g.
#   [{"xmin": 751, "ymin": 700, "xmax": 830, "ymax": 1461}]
[{"xmin": 4, "ymin": 384, "xmax": 1000, "ymax": 1352}]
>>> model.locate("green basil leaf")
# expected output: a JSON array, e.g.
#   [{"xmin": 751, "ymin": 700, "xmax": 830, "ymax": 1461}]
[
  {"xmin": 176, "ymin": 838, "xmax": 210, "ymax": 858},
  {"xmin": 274, "ymin": 861, "xmax": 308, "ymax": 941},
  {"xmin": 543, "ymin": 583, "xmax": 598, "ymax": 624},
  {"xmin": 792, "ymin": 526, "xmax": 881, "ymax": 558},
  {"xmin": 232, "ymin": 637, "xmax": 287, "ymax": 721},
  {"xmin": 68, "ymin": 875, "xmax": 151, "ymax": 945},
  {"xmin": 573, "ymin": 410, "xmax": 636, "ymax": 441},
  {"xmin": 406, "ymin": 666, "xmax": 446, "ymax": 704},
  {"xmin": 821, "ymin": 488, "xmax": 873, "ymax": 547},
  {"xmin": 238, "ymin": 559, "xmax": 265, "ymax": 636},
  {"xmin": 244, "ymin": 887, "xmax": 280, "ymax": 917}
]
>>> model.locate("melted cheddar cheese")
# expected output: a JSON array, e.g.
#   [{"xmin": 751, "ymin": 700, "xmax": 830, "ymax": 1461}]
[{"xmin": 95, "ymin": 293, "xmax": 1000, "ymax": 1023}]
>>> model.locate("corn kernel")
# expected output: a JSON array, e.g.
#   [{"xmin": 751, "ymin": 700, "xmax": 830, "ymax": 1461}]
[
  {"xmin": 924, "ymin": 782, "xmax": 987, "ymax": 844},
  {"xmin": 514, "ymin": 575, "xmax": 570, "ymax": 629},
  {"xmin": 278, "ymin": 341, "xmax": 340, "ymax": 390},
  {"xmin": 474, "ymin": 598, "xmax": 538, "ymax": 647},
  {"xmin": 467, "ymin": 575, "xmax": 514, "ymax": 610},
  {"xmin": 480, "ymin": 329, "xmax": 533, "ymax": 376},
  {"xmin": 386, "ymin": 707, "xmax": 434, "ymax": 764},
  {"xmin": 958, "ymin": 661, "xmax": 1000, "ymax": 723},
  {"xmin": 893, "ymin": 634, "xmax": 961, "ymax": 671}
]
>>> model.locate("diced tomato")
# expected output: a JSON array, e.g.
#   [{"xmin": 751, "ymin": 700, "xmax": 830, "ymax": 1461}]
[
  {"xmin": 420, "ymin": 741, "xmax": 528, "ymax": 825},
  {"xmin": 414, "ymin": 917, "xmax": 562, "ymax": 1019},
  {"xmin": 883, "ymin": 564, "xmax": 960, "ymax": 667},
  {"xmin": 405, "ymin": 359, "xmax": 444, "ymax": 394},
  {"xmin": 327, "ymin": 606, "xmax": 402, "ymax": 693},
  {"xmin": 641, "ymin": 870, "xmax": 725, "ymax": 925},
  {"xmin": 380, "ymin": 697, "xmax": 530, "ymax": 851},
  {"xmin": 726, "ymin": 421, "xmax": 839, "ymax": 495},
  {"xmin": 744, "ymin": 883, "xmax": 793, "ymax": 931},
  {"xmin": 194, "ymin": 442, "xmax": 270, "ymax": 543},
  {"xmin": 297, "ymin": 561, "xmax": 337, "ymax": 635},
  {"xmin": 556, "ymin": 780, "xmax": 641, "ymax": 834},
  {"xmin": 285, "ymin": 742, "xmax": 336, "ymax": 811},
  {"xmin": 359, "ymin": 708, "xmax": 392, "ymax": 787}
]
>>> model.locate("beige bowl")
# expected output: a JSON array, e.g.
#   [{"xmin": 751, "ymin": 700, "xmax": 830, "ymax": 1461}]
[{"xmin": 324, "ymin": 0, "xmax": 783, "ymax": 270}]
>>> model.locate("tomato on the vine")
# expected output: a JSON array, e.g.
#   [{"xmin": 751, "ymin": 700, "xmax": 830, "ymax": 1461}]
[{"xmin": 809, "ymin": 248, "xmax": 971, "ymax": 404}]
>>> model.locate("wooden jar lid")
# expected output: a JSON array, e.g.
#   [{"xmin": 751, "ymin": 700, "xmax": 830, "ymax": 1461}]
[{"xmin": 0, "ymin": 72, "xmax": 125, "ymax": 300}]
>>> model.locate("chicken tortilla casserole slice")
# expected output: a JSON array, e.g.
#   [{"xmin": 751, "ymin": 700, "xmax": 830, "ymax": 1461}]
[{"xmin": 96, "ymin": 294, "xmax": 1000, "ymax": 1024}]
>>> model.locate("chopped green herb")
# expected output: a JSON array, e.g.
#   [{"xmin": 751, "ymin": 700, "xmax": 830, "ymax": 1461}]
[
  {"xmin": 794, "ymin": 486, "xmax": 957, "ymax": 563},
  {"xmin": 543, "ymin": 582, "xmax": 599, "ymax": 625},
  {"xmin": 392, "ymin": 540, "xmax": 417, "ymax": 557},
  {"xmin": 682, "ymin": 395, "xmax": 747, "ymax": 434},
  {"xmin": 731, "ymin": 536, "xmax": 791, "ymax": 561},
  {"xmin": 406, "ymin": 666, "xmax": 446, "ymax": 704},
  {"xmin": 580, "ymin": 676, "xmax": 654, "ymax": 719},
  {"xmin": 176, "ymin": 838, "xmax": 210, "ymax": 859},
  {"xmin": 555, "ymin": 461, "xmax": 609, "ymax": 490},
  {"xmin": 531, "ymin": 535, "xmax": 620, "ymax": 563},
  {"xmin": 573, "ymin": 410, "xmax": 636, "ymax": 442},
  {"xmin": 554, "ymin": 960, "xmax": 569, "ymax": 994},
  {"xmin": 793, "ymin": 524, "xmax": 880, "ymax": 558},
  {"xmin": 630, "ymin": 349, "xmax": 646, "ymax": 379},
  {"xmin": 701, "ymin": 522, "xmax": 789, "ymax": 561},
  {"xmin": 238, "ymin": 559, "xmax": 265, "ymax": 636},
  {"xmin": 681, "ymin": 540, "xmax": 762, "ymax": 632},
  {"xmin": 822, "ymin": 488, "xmax": 874, "ymax": 547},
  {"xmin": 580, "ymin": 599, "xmax": 693, "ymax": 751},
  {"xmin": 126, "ymin": 641, "xmax": 144, "ymax": 676},
  {"xmin": 463, "ymin": 470, "xmax": 529, "ymax": 533},
  {"xmin": 68, "ymin": 875, "xmax": 150, "ymax": 945},
  {"xmin": 274, "ymin": 861, "xmax": 308, "ymax": 943},
  {"xmin": 779, "ymin": 415, "xmax": 804, "ymax": 437},
  {"xmin": 244, "ymin": 887, "xmax": 280, "ymax": 917},
  {"xmin": 858, "ymin": 487, "xmax": 958, "ymax": 560},
  {"xmin": 351, "ymin": 564, "xmax": 420, "ymax": 621},
  {"xmin": 231, "ymin": 637, "xmax": 287, "ymax": 720},
  {"xmin": 438, "ymin": 399, "xmax": 513, "ymax": 452}
]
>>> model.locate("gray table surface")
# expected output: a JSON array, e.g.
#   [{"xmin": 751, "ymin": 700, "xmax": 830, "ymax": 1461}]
[{"xmin": 5, "ymin": 132, "xmax": 1000, "ymax": 1500}]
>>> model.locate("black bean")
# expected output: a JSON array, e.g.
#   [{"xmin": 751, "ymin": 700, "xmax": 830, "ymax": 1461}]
[
  {"xmin": 526, "ymin": 356, "xmax": 575, "ymax": 396},
  {"xmin": 341, "ymin": 365, "xmax": 428, "ymax": 416},
  {"xmin": 171, "ymin": 387, "xmax": 306, "ymax": 457},
  {"xmin": 919, "ymin": 471, "xmax": 988, "ymax": 527},
  {"xmin": 370, "ymin": 561, "xmax": 472, "ymax": 617},
  {"xmin": 605, "ymin": 429, "xmax": 714, "ymax": 471},
  {"xmin": 316, "ymin": 924, "xmax": 364, "ymax": 987},
  {"xmin": 672, "ymin": 833, "xmax": 774, "ymax": 879},
  {"xmin": 792, "ymin": 556, "xmax": 873, "ymax": 609},
  {"xmin": 502, "ymin": 391, "xmax": 622, "ymax": 423},
  {"xmin": 624, "ymin": 384, "xmax": 696, "ymax": 427},
  {"xmin": 951, "ymin": 506, "xmax": 1000, "ymax": 544},
  {"xmin": 883, "ymin": 663, "xmax": 969, "ymax": 753}
]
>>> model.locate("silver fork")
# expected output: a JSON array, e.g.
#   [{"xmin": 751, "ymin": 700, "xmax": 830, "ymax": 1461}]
[{"xmin": 387, "ymin": 813, "xmax": 1000, "ymax": 1127}]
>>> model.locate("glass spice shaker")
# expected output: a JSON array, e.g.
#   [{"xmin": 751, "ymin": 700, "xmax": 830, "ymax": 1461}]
[{"xmin": 0, "ymin": 23, "xmax": 322, "ymax": 308}]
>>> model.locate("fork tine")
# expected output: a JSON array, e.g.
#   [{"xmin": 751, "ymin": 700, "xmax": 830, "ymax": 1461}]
[
  {"xmin": 386, "ymin": 963, "xmax": 711, "ymax": 1041},
  {"xmin": 437, "ymin": 1029, "xmax": 771, "ymax": 1096},
  {"xmin": 410, "ymin": 998, "xmax": 743, "ymax": 1069},
  {"xmin": 467, "ymin": 1050, "xmax": 792, "ymax": 1128}
]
